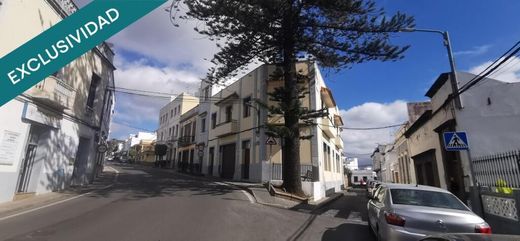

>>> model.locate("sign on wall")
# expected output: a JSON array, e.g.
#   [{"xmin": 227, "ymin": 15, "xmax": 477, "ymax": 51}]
[
  {"xmin": 443, "ymin": 131, "xmax": 469, "ymax": 151},
  {"xmin": 0, "ymin": 130, "xmax": 22, "ymax": 165}
]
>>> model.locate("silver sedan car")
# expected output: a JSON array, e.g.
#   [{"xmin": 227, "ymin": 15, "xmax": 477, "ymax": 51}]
[{"xmin": 367, "ymin": 183, "xmax": 491, "ymax": 241}]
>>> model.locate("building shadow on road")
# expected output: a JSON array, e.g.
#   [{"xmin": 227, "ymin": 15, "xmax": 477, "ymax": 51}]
[
  {"xmin": 321, "ymin": 222, "xmax": 375, "ymax": 241},
  {"xmin": 83, "ymin": 165, "xmax": 237, "ymax": 201}
]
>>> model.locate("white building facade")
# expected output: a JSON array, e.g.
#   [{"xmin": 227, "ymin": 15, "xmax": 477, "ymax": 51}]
[{"xmin": 0, "ymin": 0, "xmax": 115, "ymax": 203}]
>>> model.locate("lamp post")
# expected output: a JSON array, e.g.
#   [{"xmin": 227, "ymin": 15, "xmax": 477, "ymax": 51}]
[{"xmin": 400, "ymin": 28, "xmax": 462, "ymax": 109}]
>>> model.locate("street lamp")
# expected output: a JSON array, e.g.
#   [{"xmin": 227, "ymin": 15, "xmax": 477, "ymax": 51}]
[{"xmin": 400, "ymin": 28, "xmax": 462, "ymax": 109}]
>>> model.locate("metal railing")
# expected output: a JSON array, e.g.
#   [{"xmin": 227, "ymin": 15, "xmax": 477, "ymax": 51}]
[
  {"xmin": 178, "ymin": 136, "xmax": 195, "ymax": 147},
  {"xmin": 271, "ymin": 163, "xmax": 313, "ymax": 181},
  {"xmin": 473, "ymin": 150, "xmax": 520, "ymax": 188}
]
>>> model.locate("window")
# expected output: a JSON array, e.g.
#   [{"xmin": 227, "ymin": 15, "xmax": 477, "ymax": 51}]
[
  {"xmin": 243, "ymin": 97, "xmax": 251, "ymax": 118},
  {"xmin": 354, "ymin": 176, "xmax": 359, "ymax": 182},
  {"xmin": 86, "ymin": 74, "xmax": 101, "ymax": 108},
  {"xmin": 204, "ymin": 87, "xmax": 210, "ymax": 101},
  {"xmin": 390, "ymin": 189, "xmax": 468, "ymax": 211},
  {"xmin": 169, "ymin": 127, "xmax": 172, "ymax": 137},
  {"xmin": 211, "ymin": 112, "xmax": 217, "ymax": 129},
  {"xmin": 192, "ymin": 120, "xmax": 196, "ymax": 141},
  {"xmin": 323, "ymin": 142, "xmax": 329, "ymax": 171},
  {"xmin": 225, "ymin": 105, "xmax": 232, "ymax": 123},
  {"xmin": 201, "ymin": 118, "xmax": 206, "ymax": 132}
]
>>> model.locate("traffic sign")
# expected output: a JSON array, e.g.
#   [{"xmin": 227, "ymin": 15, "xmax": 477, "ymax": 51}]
[
  {"xmin": 443, "ymin": 132, "xmax": 469, "ymax": 151},
  {"xmin": 97, "ymin": 144, "xmax": 108, "ymax": 153},
  {"xmin": 266, "ymin": 136, "xmax": 277, "ymax": 145}
]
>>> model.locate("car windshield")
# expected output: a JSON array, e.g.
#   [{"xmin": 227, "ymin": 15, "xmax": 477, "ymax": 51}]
[{"xmin": 390, "ymin": 189, "xmax": 468, "ymax": 211}]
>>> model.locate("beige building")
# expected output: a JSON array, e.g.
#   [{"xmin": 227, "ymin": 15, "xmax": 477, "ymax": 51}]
[
  {"xmin": 135, "ymin": 140, "xmax": 156, "ymax": 164},
  {"xmin": 393, "ymin": 102, "xmax": 432, "ymax": 184},
  {"xmin": 0, "ymin": 0, "xmax": 115, "ymax": 203},
  {"xmin": 201, "ymin": 62, "xmax": 345, "ymax": 201},
  {"xmin": 177, "ymin": 106, "xmax": 200, "ymax": 173},
  {"xmin": 156, "ymin": 93, "xmax": 199, "ymax": 167}
]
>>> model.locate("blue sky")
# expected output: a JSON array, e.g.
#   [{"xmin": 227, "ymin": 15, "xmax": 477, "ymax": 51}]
[
  {"xmin": 327, "ymin": 0, "xmax": 520, "ymax": 109},
  {"xmin": 74, "ymin": 0, "xmax": 520, "ymax": 162}
]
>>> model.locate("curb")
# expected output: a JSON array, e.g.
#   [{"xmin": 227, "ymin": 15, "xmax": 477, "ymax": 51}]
[{"xmin": 312, "ymin": 192, "xmax": 344, "ymax": 210}]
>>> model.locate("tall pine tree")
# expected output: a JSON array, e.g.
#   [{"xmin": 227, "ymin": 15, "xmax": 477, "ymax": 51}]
[{"xmin": 172, "ymin": 0, "xmax": 414, "ymax": 195}]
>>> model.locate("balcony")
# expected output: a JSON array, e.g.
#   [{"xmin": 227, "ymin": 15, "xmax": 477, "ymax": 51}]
[
  {"xmin": 321, "ymin": 118, "xmax": 336, "ymax": 138},
  {"xmin": 28, "ymin": 76, "xmax": 75, "ymax": 110},
  {"xmin": 214, "ymin": 120, "xmax": 238, "ymax": 137},
  {"xmin": 334, "ymin": 136, "xmax": 344, "ymax": 149},
  {"xmin": 178, "ymin": 136, "xmax": 195, "ymax": 147}
]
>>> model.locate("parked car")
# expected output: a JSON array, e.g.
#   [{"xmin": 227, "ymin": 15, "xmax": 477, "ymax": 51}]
[
  {"xmin": 420, "ymin": 233, "xmax": 520, "ymax": 241},
  {"xmin": 367, "ymin": 183, "xmax": 491, "ymax": 241}
]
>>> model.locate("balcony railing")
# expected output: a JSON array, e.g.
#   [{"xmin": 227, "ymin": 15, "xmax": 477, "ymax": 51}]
[
  {"xmin": 178, "ymin": 136, "xmax": 195, "ymax": 147},
  {"xmin": 28, "ymin": 76, "xmax": 75, "ymax": 110},
  {"xmin": 214, "ymin": 120, "xmax": 238, "ymax": 137}
]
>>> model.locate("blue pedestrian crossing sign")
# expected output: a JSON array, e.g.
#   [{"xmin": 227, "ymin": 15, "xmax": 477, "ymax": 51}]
[{"xmin": 443, "ymin": 132, "xmax": 469, "ymax": 151}]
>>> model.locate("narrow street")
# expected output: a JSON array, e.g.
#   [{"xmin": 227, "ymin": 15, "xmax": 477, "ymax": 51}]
[{"xmin": 0, "ymin": 164, "xmax": 374, "ymax": 241}]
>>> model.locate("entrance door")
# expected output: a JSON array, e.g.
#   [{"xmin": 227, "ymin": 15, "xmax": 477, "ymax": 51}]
[
  {"xmin": 72, "ymin": 137, "xmax": 90, "ymax": 186},
  {"xmin": 413, "ymin": 149, "xmax": 440, "ymax": 187},
  {"xmin": 220, "ymin": 144, "xmax": 236, "ymax": 179},
  {"xmin": 242, "ymin": 141, "xmax": 250, "ymax": 179},
  {"xmin": 208, "ymin": 147, "xmax": 214, "ymax": 176},
  {"xmin": 17, "ymin": 125, "xmax": 43, "ymax": 193}
]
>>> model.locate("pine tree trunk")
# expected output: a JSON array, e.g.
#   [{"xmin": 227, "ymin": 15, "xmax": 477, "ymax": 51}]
[{"xmin": 280, "ymin": 3, "xmax": 303, "ymax": 196}]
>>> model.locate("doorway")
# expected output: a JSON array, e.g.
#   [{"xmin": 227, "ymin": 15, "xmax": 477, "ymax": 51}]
[
  {"xmin": 72, "ymin": 137, "xmax": 91, "ymax": 186},
  {"xmin": 220, "ymin": 143, "xmax": 236, "ymax": 179},
  {"xmin": 16, "ymin": 125, "xmax": 45, "ymax": 193},
  {"xmin": 242, "ymin": 140, "xmax": 250, "ymax": 179},
  {"xmin": 208, "ymin": 147, "xmax": 214, "ymax": 176},
  {"xmin": 413, "ymin": 149, "xmax": 440, "ymax": 187}
]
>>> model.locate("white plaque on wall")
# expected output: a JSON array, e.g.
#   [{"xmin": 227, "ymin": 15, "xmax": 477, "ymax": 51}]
[{"xmin": 0, "ymin": 130, "xmax": 22, "ymax": 165}]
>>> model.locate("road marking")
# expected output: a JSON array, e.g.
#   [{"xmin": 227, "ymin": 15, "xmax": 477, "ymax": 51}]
[
  {"xmin": 214, "ymin": 181, "xmax": 255, "ymax": 204},
  {"xmin": 241, "ymin": 190, "xmax": 256, "ymax": 204},
  {"xmin": 347, "ymin": 211, "xmax": 362, "ymax": 221},
  {"xmin": 0, "ymin": 166, "xmax": 120, "ymax": 222},
  {"xmin": 321, "ymin": 209, "xmax": 339, "ymax": 217}
]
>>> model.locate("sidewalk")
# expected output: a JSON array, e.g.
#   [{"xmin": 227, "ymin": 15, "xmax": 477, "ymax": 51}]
[{"xmin": 0, "ymin": 166, "xmax": 118, "ymax": 220}]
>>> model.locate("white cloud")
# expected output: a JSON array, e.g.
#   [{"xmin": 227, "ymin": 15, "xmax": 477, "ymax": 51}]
[
  {"xmin": 114, "ymin": 56, "xmax": 202, "ymax": 93},
  {"xmin": 109, "ymin": 55, "xmax": 202, "ymax": 138},
  {"xmin": 468, "ymin": 56, "xmax": 520, "ymax": 83},
  {"xmin": 454, "ymin": 44, "xmax": 492, "ymax": 56},
  {"xmin": 74, "ymin": 0, "xmax": 219, "ymax": 73},
  {"xmin": 339, "ymin": 100, "xmax": 408, "ymax": 155}
]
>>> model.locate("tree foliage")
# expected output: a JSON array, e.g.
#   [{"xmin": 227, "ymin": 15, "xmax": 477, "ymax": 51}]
[{"xmin": 172, "ymin": 0, "xmax": 414, "ymax": 195}]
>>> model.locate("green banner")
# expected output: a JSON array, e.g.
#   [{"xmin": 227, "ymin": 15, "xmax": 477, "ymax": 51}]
[{"xmin": 0, "ymin": 0, "xmax": 167, "ymax": 107}]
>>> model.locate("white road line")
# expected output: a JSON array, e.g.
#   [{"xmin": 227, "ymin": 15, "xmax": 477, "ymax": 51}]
[
  {"xmin": 214, "ymin": 181, "xmax": 255, "ymax": 204},
  {"xmin": 0, "ymin": 166, "xmax": 120, "ymax": 222},
  {"xmin": 241, "ymin": 190, "xmax": 256, "ymax": 204}
]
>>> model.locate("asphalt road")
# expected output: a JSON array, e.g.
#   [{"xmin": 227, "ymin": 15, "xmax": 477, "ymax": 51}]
[{"xmin": 0, "ymin": 164, "xmax": 375, "ymax": 241}]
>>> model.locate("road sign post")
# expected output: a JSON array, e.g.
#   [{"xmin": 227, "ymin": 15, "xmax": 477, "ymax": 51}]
[
  {"xmin": 443, "ymin": 131, "xmax": 477, "ymax": 187},
  {"xmin": 266, "ymin": 136, "xmax": 277, "ymax": 184}
]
